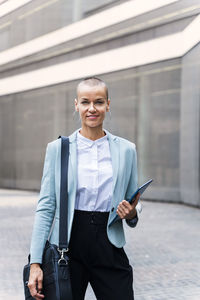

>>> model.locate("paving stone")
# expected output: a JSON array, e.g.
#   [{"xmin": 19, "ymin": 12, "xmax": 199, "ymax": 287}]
[{"xmin": 0, "ymin": 189, "xmax": 199, "ymax": 300}]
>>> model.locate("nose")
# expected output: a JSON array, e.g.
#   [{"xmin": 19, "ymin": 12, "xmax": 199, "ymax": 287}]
[{"xmin": 88, "ymin": 102, "xmax": 96, "ymax": 112}]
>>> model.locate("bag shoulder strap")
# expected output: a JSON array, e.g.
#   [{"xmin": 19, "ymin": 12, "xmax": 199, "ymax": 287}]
[{"xmin": 58, "ymin": 135, "xmax": 69, "ymax": 249}]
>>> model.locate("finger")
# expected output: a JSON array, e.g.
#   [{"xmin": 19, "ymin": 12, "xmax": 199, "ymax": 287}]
[
  {"xmin": 119, "ymin": 200, "xmax": 138, "ymax": 219},
  {"xmin": 131, "ymin": 192, "xmax": 140, "ymax": 207},
  {"xmin": 28, "ymin": 281, "xmax": 44, "ymax": 299},
  {"xmin": 32, "ymin": 289, "xmax": 45, "ymax": 300},
  {"xmin": 35, "ymin": 290, "xmax": 45, "ymax": 299},
  {"xmin": 28, "ymin": 280, "xmax": 37, "ymax": 297},
  {"xmin": 136, "ymin": 192, "xmax": 140, "ymax": 200},
  {"xmin": 117, "ymin": 202, "xmax": 129, "ymax": 217},
  {"xmin": 34, "ymin": 293, "xmax": 45, "ymax": 300},
  {"xmin": 116, "ymin": 207, "xmax": 123, "ymax": 218},
  {"xmin": 116, "ymin": 203, "xmax": 125, "ymax": 218},
  {"xmin": 120, "ymin": 201, "xmax": 133, "ymax": 214},
  {"xmin": 118, "ymin": 202, "xmax": 127, "ymax": 213},
  {"xmin": 37, "ymin": 276, "xmax": 43, "ymax": 292},
  {"xmin": 121, "ymin": 200, "xmax": 132, "ymax": 209}
]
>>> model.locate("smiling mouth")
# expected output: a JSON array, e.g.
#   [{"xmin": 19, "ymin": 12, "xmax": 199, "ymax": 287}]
[{"xmin": 87, "ymin": 115, "xmax": 99, "ymax": 119}]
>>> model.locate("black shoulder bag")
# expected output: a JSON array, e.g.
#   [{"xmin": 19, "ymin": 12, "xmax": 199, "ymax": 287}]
[{"xmin": 23, "ymin": 136, "xmax": 73, "ymax": 300}]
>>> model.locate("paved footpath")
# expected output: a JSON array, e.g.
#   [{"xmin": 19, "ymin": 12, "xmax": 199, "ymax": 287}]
[{"xmin": 0, "ymin": 188, "xmax": 200, "ymax": 300}]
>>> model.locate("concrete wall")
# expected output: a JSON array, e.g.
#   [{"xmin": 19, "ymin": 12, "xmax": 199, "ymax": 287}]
[
  {"xmin": 1, "ymin": 54, "xmax": 199, "ymax": 206},
  {"xmin": 0, "ymin": 0, "xmax": 200, "ymax": 207},
  {"xmin": 0, "ymin": 0, "xmax": 122, "ymax": 51},
  {"xmin": 0, "ymin": 58, "xmax": 185, "ymax": 203},
  {"xmin": 180, "ymin": 43, "xmax": 200, "ymax": 207}
]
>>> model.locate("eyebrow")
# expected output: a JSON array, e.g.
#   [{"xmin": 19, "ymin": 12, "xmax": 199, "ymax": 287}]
[{"xmin": 80, "ymin": 97, "xmax": 105, "ymax": 101}]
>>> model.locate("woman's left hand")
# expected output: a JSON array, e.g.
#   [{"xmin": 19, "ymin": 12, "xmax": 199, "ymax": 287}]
[{"xmin": 117, "ymin": 192, "xmax": 140, "ymax": 220}]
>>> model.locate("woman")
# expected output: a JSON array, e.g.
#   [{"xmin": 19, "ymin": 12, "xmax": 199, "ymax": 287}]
[{"xmin": 28, "ymin": 77, "xmax": 142, "ymax": 300}]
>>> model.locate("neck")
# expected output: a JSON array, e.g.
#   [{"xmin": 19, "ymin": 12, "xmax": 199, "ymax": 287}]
[{"xmin": 79, "ymin": 126, "xmax": 105, "ymax": 141}]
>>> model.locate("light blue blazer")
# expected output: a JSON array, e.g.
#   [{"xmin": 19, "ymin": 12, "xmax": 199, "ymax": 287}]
[{"xmin": 30, "ymin": 129, "xmax": 142, "ymax": 264}]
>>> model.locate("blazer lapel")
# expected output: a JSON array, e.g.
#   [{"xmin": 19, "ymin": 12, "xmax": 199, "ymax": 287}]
[
  {"xmin": 105, "ymin": 130, "xmax": 119, "ymax": 195},
  {"xmin": 68, "ymin": 130, "xmax": 78, "ymax": 197}
]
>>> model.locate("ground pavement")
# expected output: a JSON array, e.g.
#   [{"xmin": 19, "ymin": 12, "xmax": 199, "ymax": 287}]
[{"xmin": 0, "ymin": 188, "xmax": 200, "ymax": 300}]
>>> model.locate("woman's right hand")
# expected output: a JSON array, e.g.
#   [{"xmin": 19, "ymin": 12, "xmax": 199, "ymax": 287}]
[{"xmin": 28, "ymin": 263, "xmax": 45, "ymax": 299}]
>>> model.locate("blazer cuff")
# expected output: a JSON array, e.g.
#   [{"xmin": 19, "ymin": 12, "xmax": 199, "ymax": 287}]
[
  {"xmin": 125, "ymin": 201, "xmax": 142, "ymax": 228},
  {"xmin": 126, "ymin": 213, "xmax": 138, "ymax": 228},
  {"xmin": 30, "ymin": 257, "xmax": 42, "ymax": 265}
]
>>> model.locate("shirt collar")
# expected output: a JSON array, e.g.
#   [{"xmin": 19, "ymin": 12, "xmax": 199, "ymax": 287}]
[{"xmin": 77, "ymin": 130, "xmax": 108, "ymax": 147}]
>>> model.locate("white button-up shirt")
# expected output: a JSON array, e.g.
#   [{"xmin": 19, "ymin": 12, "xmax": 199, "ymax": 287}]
[{"xmin": 75, "ymin": 131, "xmax": 113, "ymax": 212}]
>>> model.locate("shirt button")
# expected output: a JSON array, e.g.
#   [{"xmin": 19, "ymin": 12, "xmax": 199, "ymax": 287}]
[{"xmin": 111, "ymin": 207, "xmax": 114, "ymax": 212}]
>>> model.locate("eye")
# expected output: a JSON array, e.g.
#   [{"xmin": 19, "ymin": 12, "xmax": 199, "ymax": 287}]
[
  {"xmin": 95, "ymin": 100, "xmax": 104, "ymax": 104},
  {"xmin": 81, "ymin": 101, "xmax": 89, "ymax": 104}
]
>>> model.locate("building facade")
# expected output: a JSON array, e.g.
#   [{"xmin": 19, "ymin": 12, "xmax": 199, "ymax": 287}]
[{"xmin": 0, "ymin": 0, "xmax": 200, "ymax": 207}]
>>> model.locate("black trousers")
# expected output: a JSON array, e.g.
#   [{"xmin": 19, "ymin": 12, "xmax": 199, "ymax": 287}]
[{"xmin": 68, "ymin": 210, "xmax": 134, "ymax": 300}]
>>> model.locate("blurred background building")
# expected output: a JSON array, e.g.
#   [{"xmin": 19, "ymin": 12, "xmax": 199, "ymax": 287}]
[{"xmin": 0, "ymin": 0, "xmax": 200, "ymax": 207}]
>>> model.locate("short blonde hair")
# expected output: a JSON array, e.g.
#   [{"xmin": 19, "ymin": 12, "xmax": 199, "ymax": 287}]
[{"xmin": 76, "ymin": 77, "xmax": 108, "ymax": 100}]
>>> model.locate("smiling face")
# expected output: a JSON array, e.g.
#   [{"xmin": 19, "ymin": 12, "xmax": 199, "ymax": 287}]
[{"xmin": 75, "ymin": 84, "xmax": 110, "ymax": 130}]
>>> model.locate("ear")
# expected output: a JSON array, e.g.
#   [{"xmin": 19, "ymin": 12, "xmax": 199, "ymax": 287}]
[
  {"xmin": 106, "ymin": 99, "xmax": 110, "ymax": 111},
  {"xmin": 75, "ymin": 98, "xmax": 79, "ymax": 111}
]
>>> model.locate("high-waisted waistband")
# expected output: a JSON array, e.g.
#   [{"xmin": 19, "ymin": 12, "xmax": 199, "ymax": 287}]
[{"xmin": 73, "ymin": 209, "xmax": 109, "ymax": 225}]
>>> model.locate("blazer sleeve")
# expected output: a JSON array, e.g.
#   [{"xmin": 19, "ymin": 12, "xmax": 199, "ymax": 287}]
[
  {"xmin": 125, "ymin": 143, "xmax": 142, "ymax": 228},
  {"xmin": 30, "ymin": 142, "xmax": 56, "ymax": 264}
]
